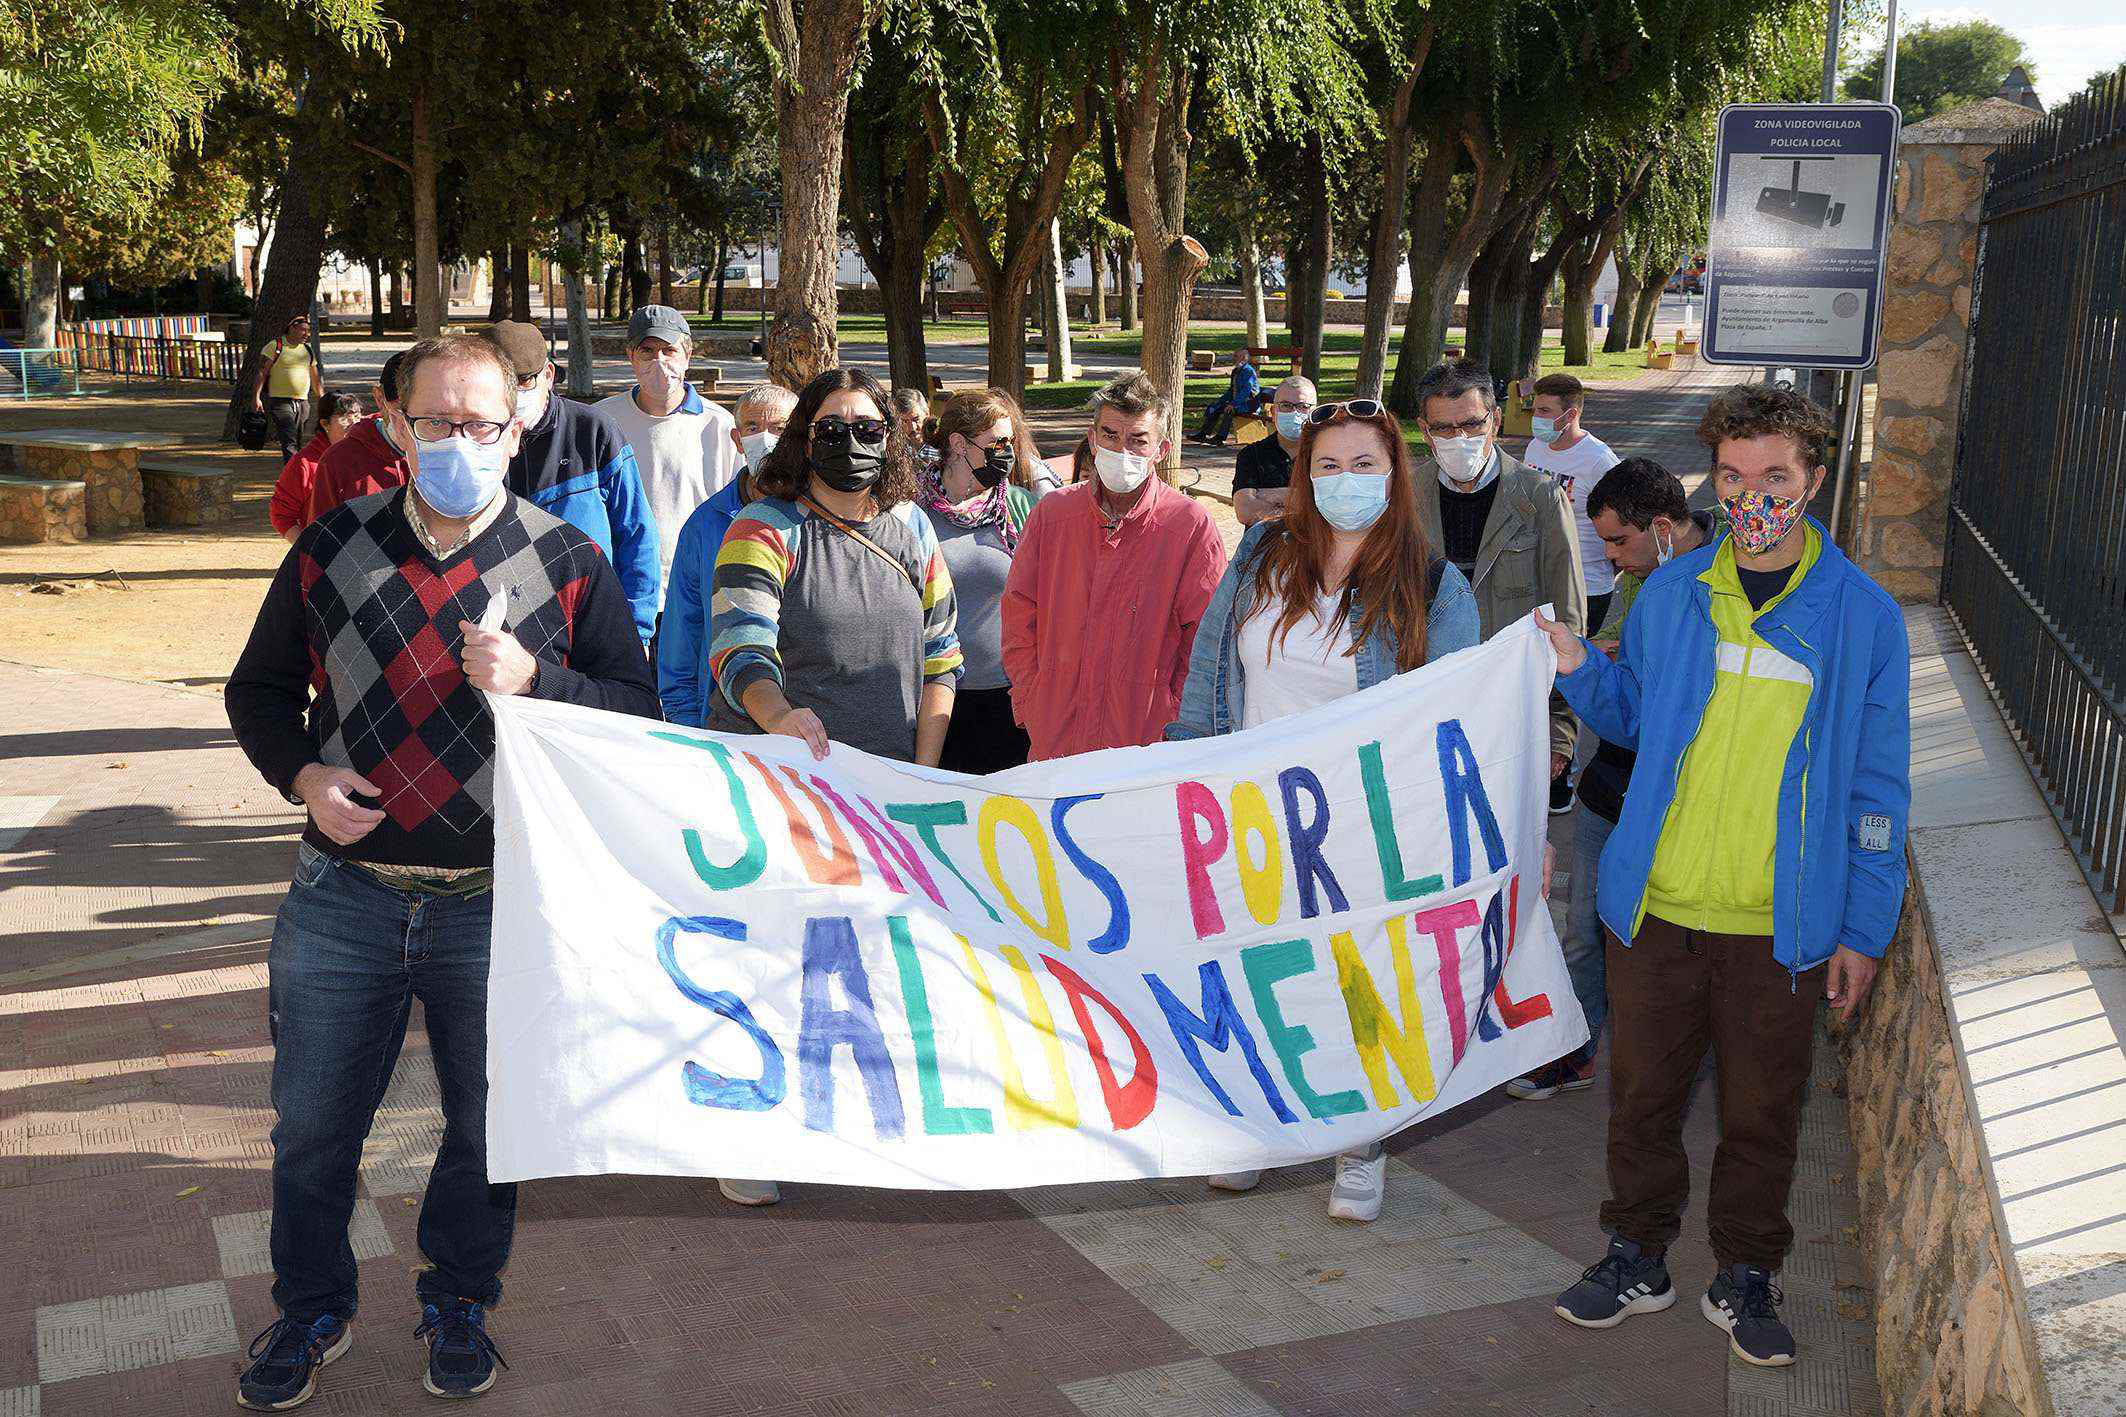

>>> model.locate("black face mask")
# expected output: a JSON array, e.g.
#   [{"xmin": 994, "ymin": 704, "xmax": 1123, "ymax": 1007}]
[
  {"xmin": 810, "ymin": 431, "xmax": 885, "ymax": 493},
  {"xmin": 971, "ymin": 442, "xmax": 1015, "ymax": 490}
]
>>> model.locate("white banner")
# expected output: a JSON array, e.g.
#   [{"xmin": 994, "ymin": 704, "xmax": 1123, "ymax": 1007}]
[{"xmin": 486, "ymin": 615, "xmax": 1585, "ymax": 1188}]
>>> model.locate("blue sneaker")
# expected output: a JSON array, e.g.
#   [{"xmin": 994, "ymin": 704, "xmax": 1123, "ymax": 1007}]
[
  {"xmin": 1703, "ymin": 1264, "xmax": 1797, "ymax": 1366},
  {"xmin": 1554, "ymin": 1235, "xmax": 1676, "ymax": 1328},
  {"xmin": 235, "ymin": 1313, "xmax": 352, "ymax": 1410},
  {"xmin": 415, "ymin": 1301, "xmax": 508, "ymax": 1398}
]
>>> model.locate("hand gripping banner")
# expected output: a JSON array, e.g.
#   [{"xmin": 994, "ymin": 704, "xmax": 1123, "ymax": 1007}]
[{"xmin": 485, "ymin": 616, "xmax": 1586, "ymax": 1187}]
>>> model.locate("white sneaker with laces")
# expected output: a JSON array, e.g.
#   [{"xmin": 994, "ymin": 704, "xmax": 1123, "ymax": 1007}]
[
  {"xmin": 1206, "ymin": 1170, "xmax": 1263, "ymax": 1192},
  {"xmin": 1327, "ymin": 1145, "xmax": 1386, "ymax": 1222},
  {"xmin": 718, "ymin": 1177, "xmax": 780, "ymax": 1206}
]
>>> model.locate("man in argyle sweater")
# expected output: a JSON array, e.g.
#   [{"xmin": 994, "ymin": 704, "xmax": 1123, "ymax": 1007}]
[{"xmin": 226, "ymin": 335, "xmax": 658, "ymax": 1410}]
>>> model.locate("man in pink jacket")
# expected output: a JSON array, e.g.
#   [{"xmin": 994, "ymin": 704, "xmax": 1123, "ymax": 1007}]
[{"xmin": 1002, "ymin": 372, "xmax": 1229, "ymax": 760}]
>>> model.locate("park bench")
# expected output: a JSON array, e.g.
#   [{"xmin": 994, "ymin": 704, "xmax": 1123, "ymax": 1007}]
[
  {"xmin": 1189, "ymin": 349, "xmax": 1223, "ymax": 371},
  {"xmin": 0, "ymin": 476, "xmax": 88, "ymax": 544},
  {"xmin": 1245, "ymin": 344, "xmax": 1302, "ymax": 376},
  {"xmin": 138, "ymin": 460, "xmax": 236, "ymax": 527}
]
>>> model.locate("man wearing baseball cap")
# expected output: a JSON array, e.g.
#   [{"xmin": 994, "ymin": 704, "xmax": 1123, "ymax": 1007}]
[
  {"xmin": 483, "ymin": 319, "xmax": 661, "ymax": 646},
  {"xmin": 593, "ymin": 306, "xmax": 737, "ymax": 636}
]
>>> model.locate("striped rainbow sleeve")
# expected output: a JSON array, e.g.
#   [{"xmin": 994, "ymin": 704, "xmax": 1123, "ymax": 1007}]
[
  {"xmin": 907, "ymin": 507, "xmax": 963, "ymax": 683},
  {"xmin": 709, "ymin": 504, "xmax": 798, "ymax": 712}
]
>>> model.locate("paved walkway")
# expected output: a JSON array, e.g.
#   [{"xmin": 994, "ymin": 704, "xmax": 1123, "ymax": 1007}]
[{"xmin": 0, "ymin": 357, "xmax": 1877, "ymax": 1417}]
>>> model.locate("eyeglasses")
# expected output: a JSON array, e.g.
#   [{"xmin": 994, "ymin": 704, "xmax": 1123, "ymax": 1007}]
[
  {"xmin": 1307, "ymin": 399, "xmax": 1385, "ymax": 426},
  {"xmin": 812, "ymin": 416, "xmax": 889, "ymax": 443},
  {"xmin": 406, "ymin": 414, "xmax": 512, "ymax": 446},
  {"xmin": 1423, "ymin": 414, "xmax": 1494, "ymax": 439}
]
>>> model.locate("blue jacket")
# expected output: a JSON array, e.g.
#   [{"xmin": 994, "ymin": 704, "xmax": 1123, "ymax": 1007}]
[
  {"xmin": 1168, "ymin": 519, "xmax": 1481, "ymax": 739},
  {"xmin": 1230, "ymin": 361, "xmax": 1263, "ymax": 414},
  {"xmin": 508, "ymin": 395, "xmax": 661, "ymax": 643},
  {"xmin": 1557, "ymin": 518, "xmax": 1910, "ymax": 971},
  {"xmin": 657, "ymin": 475, "xmax": 749, "ymax": 726}
]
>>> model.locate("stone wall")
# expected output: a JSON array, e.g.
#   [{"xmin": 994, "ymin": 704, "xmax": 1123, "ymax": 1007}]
[
  {"xmin": 1841, "ymin": 867, "xmax": 2049, "ymax": 1415},
  {"xmin": 0, "ymin": 478, "xmax": 87, "ymax": 544}
]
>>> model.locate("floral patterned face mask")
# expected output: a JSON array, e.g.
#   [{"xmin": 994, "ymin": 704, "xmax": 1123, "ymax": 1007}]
[{"xmin": 1719, "ymin": 489, "xmax": 1806, "ymax": 555}]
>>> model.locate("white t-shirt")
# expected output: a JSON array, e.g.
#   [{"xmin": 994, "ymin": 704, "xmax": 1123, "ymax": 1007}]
[
  {"xmin": 1521, "ymin": 430, "xmax": 1619, "ymax": 595},
  {"xmin": 594, "ymin": 385, "xmax": 738, "ymax": 611},
  {"xmin": 1237, "ymin": 592, "xmax": 1360, "ymax": 730}
]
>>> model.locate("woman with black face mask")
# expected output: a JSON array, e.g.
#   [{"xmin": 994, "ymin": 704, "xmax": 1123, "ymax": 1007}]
[
  {"xmin": 706, "ymin": 367, "xmax": 961, "ymax": 766},
  {"xmin": 917, "ymin": 389, "xmax": 1052, "ymax": 773}
]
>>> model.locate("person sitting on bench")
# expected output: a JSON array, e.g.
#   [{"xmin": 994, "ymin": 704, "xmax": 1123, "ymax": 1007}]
[{"xmin": 1190, "ymin": 349, "xmax": 1262, "ymax": 446}]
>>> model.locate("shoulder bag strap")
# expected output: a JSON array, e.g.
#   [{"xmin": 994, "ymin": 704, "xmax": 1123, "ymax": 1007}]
[{"xmin": 798, "ymin": 494, "xmax": 921, "ymax": 596}]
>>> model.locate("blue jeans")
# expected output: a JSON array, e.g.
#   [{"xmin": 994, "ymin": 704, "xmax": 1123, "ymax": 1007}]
[
  {"xmin": 1565, "ymin": 808, "xmax": 1615, "ymax": 1064},
  {"xmin": 267, "ymin": 842, "xmax": 515, "ymax": 1323}
]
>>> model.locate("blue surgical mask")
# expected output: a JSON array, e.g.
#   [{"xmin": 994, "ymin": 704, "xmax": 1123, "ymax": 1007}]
[
  {"xmin": 1276, "ymin": 410, "xmax": 1307, "ymax": 441},
  {"xmin": 412, "ymin": 433, "xmax": 509, "ymax": 518},
  {"xmin": 1311, "ymin": 471, "xmax": 1390, "ymax": 532},
  {"xmin": 1532, "ymin": 414, "xmax": 1561, "ymax": 441}
]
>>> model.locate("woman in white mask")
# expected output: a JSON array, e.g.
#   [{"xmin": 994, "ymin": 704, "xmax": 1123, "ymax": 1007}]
[{"xmin": 1166, "ymin": 399, "xmax": 1480, "ymax": 1223}]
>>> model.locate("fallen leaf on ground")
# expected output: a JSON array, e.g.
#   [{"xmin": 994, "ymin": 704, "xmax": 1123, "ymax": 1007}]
[{"xmin": 175, "ymin": 1186, "xmax": 202, "ymax": 1198}]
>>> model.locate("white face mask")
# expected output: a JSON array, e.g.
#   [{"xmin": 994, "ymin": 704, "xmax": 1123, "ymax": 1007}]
[
  {"xmin": 741, "ymin": 430, "xmax": 779, "ymax": 469},
  {"xmin": 514, "ymin": 375, "xmax": 548, "ymax": 429},
  {"xmin": 1433, "ymin": 434, "xmax": 1494, "ymax": 490},
  {"xmin": 1093, "ymin": 444, "xmax": 1153, "ymax": 496},
  {"xmin": 1653, "ymin": 520, "xmax": 1676, "ymax": 567}
]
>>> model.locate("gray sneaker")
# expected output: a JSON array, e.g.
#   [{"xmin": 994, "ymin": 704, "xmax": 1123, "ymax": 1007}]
[
  {"xmin": 1206, "ymin": 1170, "xmax": 1262, "ymax": 1192},
  {"xmin": 718, "ymin": 1177, "xmax": 780, "ymax": 1206},
  {"xmin": 1327, "ymin": 1142, "xmax": 1386, "ymax": 1221}
]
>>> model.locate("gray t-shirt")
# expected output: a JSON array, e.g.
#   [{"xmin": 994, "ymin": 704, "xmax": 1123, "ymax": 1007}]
[{"xmin": 928, "ymin": 517, "xmax": 1014, "ymax": 691}]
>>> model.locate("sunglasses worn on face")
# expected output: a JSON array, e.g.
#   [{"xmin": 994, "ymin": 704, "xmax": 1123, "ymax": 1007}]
[
  {"xmin": 1307, "ymin": 399, "xmax": 1385, "ymax": 426},
  {"xmin": 812, "ymin": 416, "xmax": 889, "ymax": 443}
]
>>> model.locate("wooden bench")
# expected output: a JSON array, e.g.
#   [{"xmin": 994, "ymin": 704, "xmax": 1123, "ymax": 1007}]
[
  {"xmin": 1245, "ymin": 345, "xmax": 1302, "ymax": 376},
  {"xmin": 696, "ymin": 367, "xmax": 722, "ymax": 395},
  {"xmin": 138, "ymin": 460, "xmax": 235, "ymax": 527},
  {"xmin": 1024, "ymin": 363, "xmax": 1083, "ymax": 385},
  {"xmin": 1189, "ymin": 349, "xmax": 1222, "ymax": 371},
  {"xmin": 0, "ymin": 476, "xmax": 88, "ymax": 544}
]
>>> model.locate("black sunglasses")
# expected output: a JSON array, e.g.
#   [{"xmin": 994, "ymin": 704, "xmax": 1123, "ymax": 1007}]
[
  {"xmin": 811, "ymin": 416, "xmax": 889, "ymax": 443},
  {"xmin": 1307, "ymin": 399, "xmax": 1386, "ymax": 426}
]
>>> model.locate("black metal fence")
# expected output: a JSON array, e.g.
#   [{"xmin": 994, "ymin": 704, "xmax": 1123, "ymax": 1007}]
[
  {"xmin": 58, "ymin": 328, "xmax": 245, "ymax": 385},
  {"xmin": 1945, "ymin": 69, "xmax": 2126, "ymax": 912}
]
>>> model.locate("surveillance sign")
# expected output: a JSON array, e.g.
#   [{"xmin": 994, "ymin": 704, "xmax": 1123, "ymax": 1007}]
[{"xmin": 1704, "ymin": 102, "xmax": 1900, "ymax": 370}]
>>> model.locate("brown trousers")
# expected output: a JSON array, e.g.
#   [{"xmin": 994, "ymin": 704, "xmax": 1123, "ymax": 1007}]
[{"xmin": 1599, "ymin": 914, "xmax": 1822, "ymax": 1269}]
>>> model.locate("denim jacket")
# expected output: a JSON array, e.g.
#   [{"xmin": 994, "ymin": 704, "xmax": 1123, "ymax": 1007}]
[{"xmin": 1167, "ymin": 520, "xmax": 1480, "ymax": 740}]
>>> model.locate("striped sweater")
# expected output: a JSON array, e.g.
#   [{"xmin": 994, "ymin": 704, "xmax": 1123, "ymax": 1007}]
[{"xmin": 707, "ymin": 496, "xmax": 960, "ymax": 762}]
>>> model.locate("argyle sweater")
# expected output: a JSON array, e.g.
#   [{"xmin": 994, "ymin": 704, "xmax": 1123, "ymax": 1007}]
[{"xmin": 227, "ymin": 487, "xmax": 660, "ymax": 868}]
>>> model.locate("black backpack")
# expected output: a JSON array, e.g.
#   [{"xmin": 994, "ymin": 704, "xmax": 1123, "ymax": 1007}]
[{"xmin": 238, "ymin": 409, "xmax": 270, "ymax": 451}]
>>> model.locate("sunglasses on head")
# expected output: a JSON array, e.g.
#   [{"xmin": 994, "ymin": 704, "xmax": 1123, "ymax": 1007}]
[
  {"xmin": 811, "ymin": 416, "xmax": 889, "ymax": 443},
  {"xmin": 1307, "ymin": 399, "xmax": 1385, "ymax": 426}
]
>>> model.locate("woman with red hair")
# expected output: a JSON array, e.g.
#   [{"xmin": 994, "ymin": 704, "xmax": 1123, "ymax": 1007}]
[{"xmin": 1166, "ymin": 398, "xmax": 1479, "ymax": 1220}]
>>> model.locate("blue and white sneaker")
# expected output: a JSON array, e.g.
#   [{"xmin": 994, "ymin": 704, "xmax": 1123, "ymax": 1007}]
[
  {"xmin": 415, "ymin": 1301, "xmax": 508, "ymax": 1398},
  {"xmin": 1554, "ymin": 1236, "xmax": 1676, "ymax": 1328},
  {"xmin": 1703, "ymin": 1264, "xmax": 1797, "ymax": 1366},
  {"xmin": 236, "ymin": 1313, "xmax": 352, "ymax": 1410}
]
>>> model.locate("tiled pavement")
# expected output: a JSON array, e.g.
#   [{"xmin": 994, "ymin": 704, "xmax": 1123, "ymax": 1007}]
[{"xmin": 1, "ymin": 359, "xmax": 1877, "ymax": 1417}]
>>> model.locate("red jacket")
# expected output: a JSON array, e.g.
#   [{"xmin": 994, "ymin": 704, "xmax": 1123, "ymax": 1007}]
[
  {"xmin": 1001, "ymin": 477, "xmax": 1228, "ymax": 760},
  {"xmin": 307, "ymin": 417, "xmax": 409, "ymax": 523},
  {"xmin": 269, "ymin": 431, "xmax": 333, "ymax": 535}
]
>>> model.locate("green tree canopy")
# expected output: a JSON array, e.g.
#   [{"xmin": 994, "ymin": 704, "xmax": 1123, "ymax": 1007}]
[{"xmin": 1842, "ymin": 18, "xmax": 2035, "ymax": 122}]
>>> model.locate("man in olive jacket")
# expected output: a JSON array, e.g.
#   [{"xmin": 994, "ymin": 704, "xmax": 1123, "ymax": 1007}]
[{"xmin": 1412, "ymin": 360, "xmax": 1587, "ymax": 806}]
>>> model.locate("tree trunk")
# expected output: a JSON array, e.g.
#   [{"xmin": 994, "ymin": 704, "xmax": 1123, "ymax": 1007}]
[
  {"xmin": 1605, "ymin": 242, "xmax": 1640, "ymax": 354},
  {"xmin": 984, "ymin": 286, "xmax": 1031, "ymax": 400},
  {"xmin": 656, "ymin": 221, "xmax": 674, "ymax": 307},
  {"xmin": 1238, "ymin": 209, "xmax": 1268, "ymax": 351},
  {"xmin": 367, "ymin": 259, "xmax": 384, "ymax": 337},
  {"xmin": 1462, "ymin": 228, "xmax": 1508, "ymax": 369},
  {"xmin": 412, "ymin": 78, "xmax": 442, "ymax": 335},
  {"xmin": 225, "ymin": 118, "xmax": 332, "ymax": 436},
  {"xmin": 1044, "ymin": 217, "xmax": 1073, "ymax": 382},
  {"xmin": 1354, "ymin": 20, "xmax": 1434, "ymax": 399},
  {"xmin": 765, "ymin": 2, "xmax": 869, "ymax": 391},
  {"xmin": 1633, "ymin": 257, "xmax": 1666, "ymax": 347},
  {"xmin": 560, "ymin": 217, "xmax": 596, "ymax": 398},
  {"xmin": 1117, "ymin": 240, "xmax": 1137, "ymax": 332},
  {"xmin": 511, "ymin": 244, "xmax": 533, "ymax": 323},
  {"xmin": 1284, "ymin": 231, "xmax": 1311, "ymax": 343},
  {"xmin": 623, "ymin": 233, "xmax": 650, "ymax": 315},
  {"xmin": 1300, "ymin": 142, "xmax": 1330, "ymax": 381},
  {"xmin": 25, "ymin": 254, "xmax": 59, "ymax": 349},
  {"xmin": 486, "ymin": 249, "xmax": 510, "ymax": 322},
  {"xmin": 1089, "ymin": 238, "xmax": 1106, "ymax": 326},
  {"xmin": 1115, "ymin": 46, "xmax": 1209, "ymax": 463},
  {"xmin": 602, "ymin": 262, "xmax": 619, "ymax": 320},
  {"xmin": 1492, "ymin": 225, "xmax": 1542, "ymax": 383},
  {"xmin": 389, "ymin": 266, "xmax": 407, "ymax": 326}
]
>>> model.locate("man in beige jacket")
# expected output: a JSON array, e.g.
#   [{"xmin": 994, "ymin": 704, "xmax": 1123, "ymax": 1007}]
[{"xmin": 1412, "ymin": 360, "xmax": 1587, "ymax": 812}]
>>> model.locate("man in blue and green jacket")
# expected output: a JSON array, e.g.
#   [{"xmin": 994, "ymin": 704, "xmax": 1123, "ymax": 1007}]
[{"xmin": 1534, "ymin": 384, "xmax": 1910, "ymax": 1370}]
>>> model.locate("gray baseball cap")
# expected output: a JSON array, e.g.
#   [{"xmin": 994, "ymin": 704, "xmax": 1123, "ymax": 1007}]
[{"xmin": 627, "ymin": 305, "xmax": 691, "ymax": 349}]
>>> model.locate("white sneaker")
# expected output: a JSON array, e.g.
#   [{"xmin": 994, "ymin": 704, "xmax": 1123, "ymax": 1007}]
[
  {"xmin": 1327, "ymin": 1146, "xmax": 1386, "ymax": 1222},
  {"xmin": 718, "ymin": 1177, "xmax": 780, "ymax": 1206},
  {"xmin": 1206, "ymin": 1170, "xmax": 1263, "ymax": 1192}
]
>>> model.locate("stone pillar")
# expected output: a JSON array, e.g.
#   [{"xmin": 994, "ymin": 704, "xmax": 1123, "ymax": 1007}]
[{"xmin": 1861, "ymin": 105, "xmax": 2042, "ymax": 601}]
